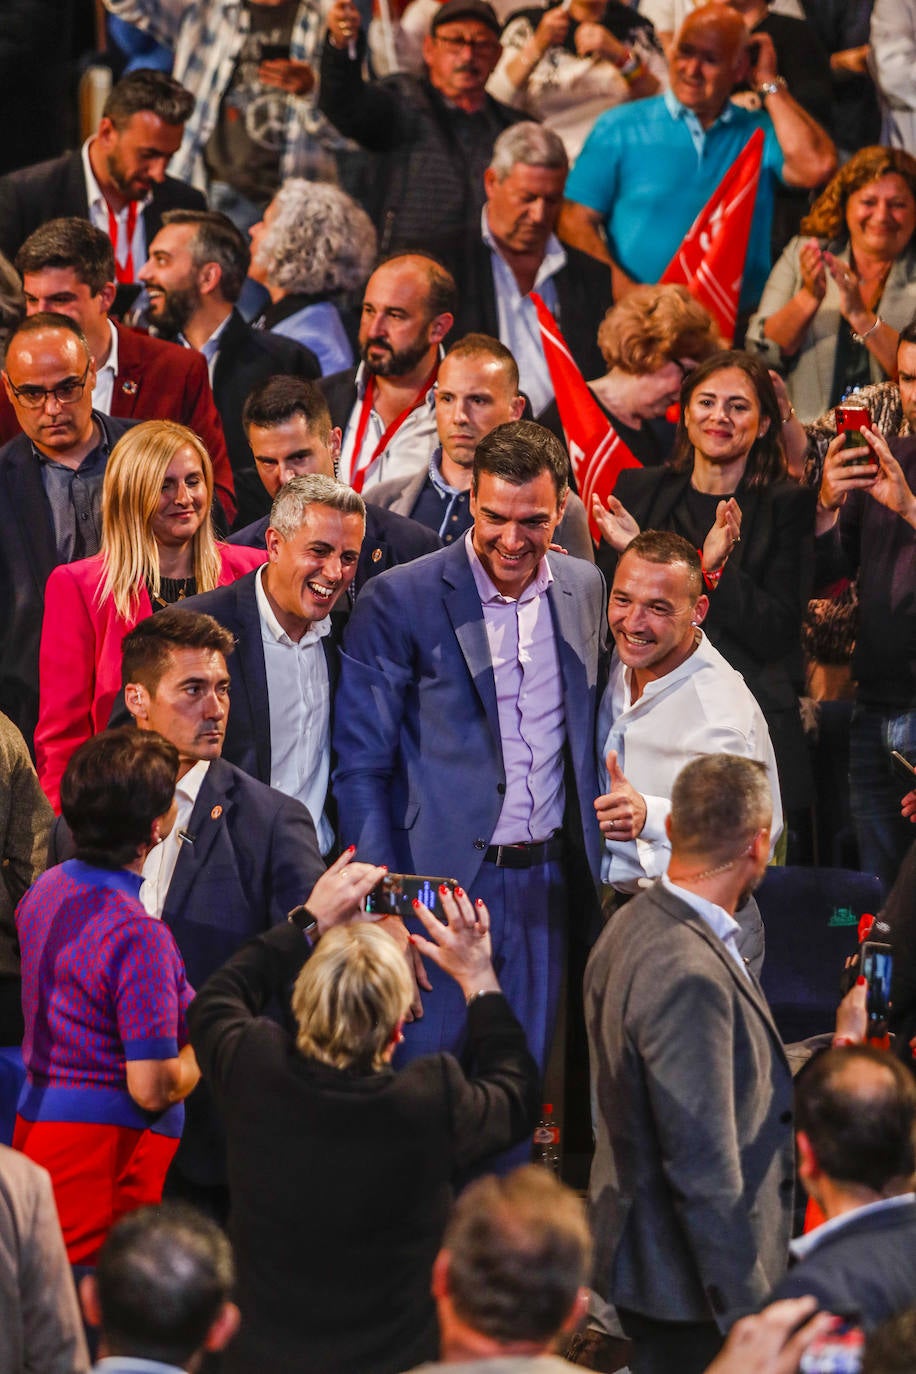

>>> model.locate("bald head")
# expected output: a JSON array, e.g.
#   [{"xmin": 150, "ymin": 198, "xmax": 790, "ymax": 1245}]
[
  {"xmin": 3, "ymin": 316, "xmax": 97, "ymax": 457},
  {"xmin": 669, "ymin": 4, "xmax": 748, "ymax": 127}
]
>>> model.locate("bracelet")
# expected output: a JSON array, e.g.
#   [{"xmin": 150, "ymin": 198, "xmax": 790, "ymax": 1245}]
[
  {"xmin": 618, "ymin": 48, "xmax": 643, "ymax": 80},
  {"xmin": 698, "ymin": 548, "xmax": 725, "ymax": 590},
  {"xmin": 466, "ymin": 988, "xmax": 501, "ymax": 1007},
  {"xmin": 851, "ymin": 314, "xmax": 882, "ymax": 344},
  {"xmin": 756, "ymin": 75, "xmax": 787, "ymax": 99}
]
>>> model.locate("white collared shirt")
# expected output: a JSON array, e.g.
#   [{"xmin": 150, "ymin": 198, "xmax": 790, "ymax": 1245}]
[
  {"xmin": 482, "ymin": 206, "xmax": 566, "ymax": 418},
  {"xmin": 92, "ymin": 318, "xmax": 120, "ymax": 415},
  {"xmin": 256, "ymin": 566, "xmax": 334, "ymax": 854},
  {"xmin": 180, "ymin": 312, "xmax": 232, "ymax": 384},
  {"xmin": 598, "ymin": 631, "xmax": 783, "ymax": 891},
  {"xmin": 140, "ymin": 759, "xmax": 211, "ymax": 919},
  {"xmin": 789, "ymin": 1194, "xmax": 916, "ymax": 1261},
  {"xmin": 81, "ymin": 139, "xmax": 151, "ymax": 281},
  {"xmin": 338, "ymin": 361, "xmax": 439, "ymax": 491},
  {"xmin": 661, "ymin": 873, "xmax": 749, "ymax": 978}
]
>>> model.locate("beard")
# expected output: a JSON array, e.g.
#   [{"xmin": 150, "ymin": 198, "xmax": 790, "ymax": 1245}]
[
  {"xmin": 360, "ymin": 335, "xmax": 432, "ymax": 378},
  {"xmin": 149, "ymin": 283, "xmax": 201, "ymax": 339}
]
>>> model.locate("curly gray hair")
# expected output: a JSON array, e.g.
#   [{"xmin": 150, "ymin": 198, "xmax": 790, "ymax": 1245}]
[{"xmin": 253, "ymin": 180, "xmax": 378, "ymax": 297}]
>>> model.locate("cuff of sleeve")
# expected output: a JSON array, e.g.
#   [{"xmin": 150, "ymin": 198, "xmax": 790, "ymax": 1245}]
[{"xmin": 123, "ymin": 1035, "xmax": 179, "ymax": 1060}]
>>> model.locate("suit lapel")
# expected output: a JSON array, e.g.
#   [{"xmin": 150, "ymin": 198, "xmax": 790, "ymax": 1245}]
[
  {"xmin": 65, "ymin": 150, "xmax": 91, "ymax": 217},
  {"xmin": 162, "ymin": 761, "xmax": 235, "ymax": 926},
  {"xmin": 5, "ymin": 442, "xmax": 59, "ymax": 591},
  {"xmin": 110, "ymin": 323, "xmax": 142, "ymax": 417},
  {"xmin": 232, "ymin": 577, "xmax": 272, "ymax": 781},
  {"xmin": 547, "ymin": 561, "xmax": 591, "ymax": 788},
  {"xmin": 441, "ymin": 544, "xmax": 501, "ymax": 750}
]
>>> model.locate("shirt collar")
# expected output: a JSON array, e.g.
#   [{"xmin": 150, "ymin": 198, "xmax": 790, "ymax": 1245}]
[
  {"xmin": 790, "ymin": 1195, "xmax": 916, "ymax": 1262},
  {"xmin": 185, "ymin": 312, "xmax": 232, "ymax": 367},
  {"xmin": 464, "ymin": 526, "xmax": 553, "ymax": 606},
  {"xmin": 30, "ymin": 410, "xmax": 111, "ymax": 471},
  {"xmin": 663, "ymin": 88, "xmax": 737, "ymax": 126},
  {"xmin": 255, "ymin": 563, "xmax": 334, "ymax": 648},
  {"xmin": 428, "ymin": 446, "xmax": 467, "ymax": 498},
  {"xmin": 614, "ymin": 629, "xmax": 710, "ymax": 703},
  {"xmin": 176, "ymin": 758, "xmax": 210, "ymax": 810},
  {"xmin": 661, "ymin": 872, "xmax": 743, "ymax": 947},
  {"xmin": 481, "ymin": 206, "xmax": 567, "ymax": 291},
  {"xmin": 81, "ymin": 137, "xmax": 153, "ymax": 216},
  {"xmin": 354, "ymin": 357, "xmax": 441, "ymax": 407},
  {"xmin": 95, "ymin": 1358, "xmax": 188, "ymax": 1374},
  {"xmin": 62, "ymin": 859, "xmax": 144, "ymax": 899},
  {"xmin": 99, "ymin": 317, "xmax": 120, "ymax": 376}
]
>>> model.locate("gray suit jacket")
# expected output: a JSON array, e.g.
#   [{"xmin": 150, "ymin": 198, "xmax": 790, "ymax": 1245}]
[
  {"xmin": 0, "ymin": 1145, "xmax": 89, "ymax": 1373},
  {"xmin": 585, "ymin": 880, "xmax": 794, "ymax": 1329},
  {"xmin": 368, "ymin": 465, "xmax": 596, "ymax": 564}
]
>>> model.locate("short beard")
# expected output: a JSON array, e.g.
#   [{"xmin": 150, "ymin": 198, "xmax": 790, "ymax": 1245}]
[
  {"xmin": 152, "ymin": 284, "xmax": 201, "ymax": 339},
  {"xmin": 360, "ymin": 336, "xmax": 432, "ymax": 378}
]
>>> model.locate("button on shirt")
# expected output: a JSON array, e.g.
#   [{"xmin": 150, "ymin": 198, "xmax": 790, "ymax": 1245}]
[
  {"xmin": 482, "ymin": 207, "xmax": 565, "ymax": 419},
  {"xmin": 661, "ymin": 873, "xmax": 749, "ymax": 979},
  {"xmin": 466, "ymin": 530, "xmax": 565, "ymax": 843},
  {"xmin": 338, "ymin": 362, "xmax": 439, "ymax": 491},
  {"xmin": 141, "ymin": 759, "xmax": 210, "ymax": 919},
  {"xmin": 410, "ymin": 447, "xmax": 472, "ymax": 543},
  {"xmin": 82, "ymin": 139, "xmax": 150, "ymax": 281},
  {"xmin": 35, "ymin": 412, "xmax": 114, "ymax": 562},
  {"xmin": 256, "ymin": 566, "xmax": 334, "ymax": 854}
]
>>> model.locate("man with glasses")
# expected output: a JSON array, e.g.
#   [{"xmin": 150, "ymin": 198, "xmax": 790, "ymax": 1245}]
[
  {"xmin": 0, "ymin": 313, "xmax": 134, "ymax": 749},
  {"xmin": 319, "ymin": 0, "xmax": 526, "ymax": 264}
]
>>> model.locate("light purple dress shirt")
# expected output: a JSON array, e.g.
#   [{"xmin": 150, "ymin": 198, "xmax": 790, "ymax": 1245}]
[{"xmin": 465, "ymin": 530, "xmax": 566, "ymax": 844}]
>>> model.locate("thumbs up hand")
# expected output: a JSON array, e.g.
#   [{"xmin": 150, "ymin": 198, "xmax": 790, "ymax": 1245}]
[{"xmin": 594, "ymin": 750, "xmax": 648, "ymax": 842}]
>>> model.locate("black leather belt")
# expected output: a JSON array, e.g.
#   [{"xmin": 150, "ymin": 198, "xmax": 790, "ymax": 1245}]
[{"xmin": 483, "ymin": 834, "xmax": 564, "ymax": 868}]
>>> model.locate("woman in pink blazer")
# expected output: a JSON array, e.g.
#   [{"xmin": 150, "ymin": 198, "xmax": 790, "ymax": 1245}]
[{"xmin": 37, "ymin": 420, "xmax": 265, "ymax": 810}]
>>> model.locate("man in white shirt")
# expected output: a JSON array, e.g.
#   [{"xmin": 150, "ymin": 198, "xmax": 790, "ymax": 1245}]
[
  {"xmin": 595, "ymin": 529, "xmax": 782, "ymax": 898},
  {"xmin": 178, "ymin": 474, "xmax": 366, "ymax": 853},
  {"xmin": 322, "ymin": 254, "xmax": 456, "ymax": 493}
]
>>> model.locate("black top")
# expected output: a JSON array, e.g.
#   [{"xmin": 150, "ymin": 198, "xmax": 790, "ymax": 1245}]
[{"xmin": 188, "ymin": 921, "xmax": 539, "ymax": 1374}]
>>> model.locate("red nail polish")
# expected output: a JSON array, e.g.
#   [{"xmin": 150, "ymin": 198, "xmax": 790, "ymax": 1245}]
[
  {"xmin": 455, "ymin": 886, "xmax": 464, "ymax": 898},
  {"xmin": 347, "ymin": 844, "xmax": 356, "ymax": 854},
  {"xmin": 407, "ymin": 934, "xmax": 415, "ymax": 944},
  {"xmin": 476, "ymin": 898, "xmax": 484, "ymax": 908},
  {"xmin": 857, "ymin": 975, "xmax": 867, "ymax": 986},
  {"xmin": 412, "ymin": 898, "xmax": 420, "ymax": 909},
  {"xmin": 439, "ymin": 883, "xmax": 448, "ymax": 894}
]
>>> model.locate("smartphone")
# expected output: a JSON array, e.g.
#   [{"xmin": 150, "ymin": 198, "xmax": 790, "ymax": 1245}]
[
  {"xmin": 364, "ymin": 873, "xmax": 459, "ymax": 920},
  {"xmin": 860, "ymin": 940, "xmax": 893, "ymax": 1034},
  {"xmin": 835, "ymin": 404, "xmax": 873, "ymax": 463},
  {"xmin": 891, "ymin": 750, "xmax": 916, "ymax": 785},
  {"xmin": 260, "ymin": 42, "xmax": 290, "ymax": 61}
]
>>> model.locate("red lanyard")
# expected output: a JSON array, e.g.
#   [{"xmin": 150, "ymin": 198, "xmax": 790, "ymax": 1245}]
[
  {"xmin": 349, "ymin": 362, "xmax": 438, "ymax": 493},
  {"xmin": 106, "ymin": 201, "xmax": 139, "ymax": 284}
]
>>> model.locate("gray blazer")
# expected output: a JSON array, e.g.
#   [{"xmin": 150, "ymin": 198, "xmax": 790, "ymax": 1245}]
[
  {"xmin": 747, "ymin": 238, "xmax": 916, "ymax": 422},
  {"xmin": 367, "ymin": 466, "xmax": 596, "ymax": 564},
  {"xmin": 585, "ymin": 880, "xmax": 794, "ymax": 1330}
]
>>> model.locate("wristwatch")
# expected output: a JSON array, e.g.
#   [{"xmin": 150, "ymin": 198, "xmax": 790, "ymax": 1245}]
[
  {"xmin": 756, "ymin": 76, "xmax": 787, "ymax": 99},
  {"xmin": 288, "ymin": 903, "xmax": 321, "ymax": 945}
]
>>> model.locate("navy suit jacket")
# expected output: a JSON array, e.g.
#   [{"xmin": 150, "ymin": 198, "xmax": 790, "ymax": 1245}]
[
  {"xmin": 174, "ymin": 572, "xmax": 345, "ymax": 789},
  {"xmin": 0, "ymin": 415, "xmax": 136, "ymax": 749},
  {"xmin": 333, "ymin": 539, "xmax": 607, "ymax": 914},
  {"xmin": 229, "ymin": 502, "xmax": 442, "ymax": 594}
]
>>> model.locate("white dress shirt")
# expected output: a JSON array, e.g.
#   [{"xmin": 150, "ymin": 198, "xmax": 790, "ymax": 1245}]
[
  {"xmin": 598, "ymin": 631, "xmax": 783, "ymax": 891},
  {"xmin": 140, "ymin": 759, "xmax": 210, "ymax": 918},
  {"xmin": 81, "ymin": 139, "xmax": 150, "ymax": 281},
  {"xmin": 256, "ymin": 566, "xmax": 334, "ymax": 854},
  {"xmin": 338, "ymin": 361, "xmax": 439, "ymax": 491},
  {"xmin": 91, "ymin": 318, "xmax": 120, "ymax": 415},
  {"xmin": 482, "ymin": 207, "xmax": 566, "ymax": 418}
]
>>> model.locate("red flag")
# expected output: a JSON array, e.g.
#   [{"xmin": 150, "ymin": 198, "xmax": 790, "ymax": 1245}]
[
  {"xmin": 661, "ymin": 128, "xmax": 765, "ymax": 345},
  {"xmin": 530, "ymin": 292, "xmax": 641, "ymax": 543}
]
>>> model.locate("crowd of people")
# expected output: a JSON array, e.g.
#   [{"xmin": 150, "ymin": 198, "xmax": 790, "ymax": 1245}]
[{"xmin": 0, "ymin": 1, "xmax": 914, "ymax": 1372}]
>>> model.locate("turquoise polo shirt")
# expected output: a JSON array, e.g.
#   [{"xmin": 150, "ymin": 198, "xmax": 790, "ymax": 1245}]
[{"xmin": 565, "ymin": 91, "xmax": 784, "ymax": 308}]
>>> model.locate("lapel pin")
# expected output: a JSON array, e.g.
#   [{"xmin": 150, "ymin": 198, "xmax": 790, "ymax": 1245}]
[
  {"xmin": 210, "ymin": 804, "xmax": 223, "ymax": 820},
  {"xmin": 121, "ymin": 379, "xmax": 138, "ymax": 396},
  {"xmin": 371, "ymin": 547, "xmax": 382, "ymax": 562}
]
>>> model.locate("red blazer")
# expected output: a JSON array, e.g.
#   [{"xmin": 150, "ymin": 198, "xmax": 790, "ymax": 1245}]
[
  {"xmin": 0, "ymin": 322, "xmax": 237, "ymax": 525},
  {"xmin": 36, "ymin": 543, "xmax": 266, "ymax": 811}
]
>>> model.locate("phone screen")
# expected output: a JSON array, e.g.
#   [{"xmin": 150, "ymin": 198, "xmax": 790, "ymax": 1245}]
[
  {"xmin": 364, "ymin": 874, "xmax": 458, "ymax": 920},
  {"xmin": 861, "ymin": 942, "xmax": 893, "ymax": 1028}
]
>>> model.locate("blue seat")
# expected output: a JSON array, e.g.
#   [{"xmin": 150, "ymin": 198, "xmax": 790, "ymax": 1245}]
[
  {"xmin": 0, "ymin": 1047, "xmax": 25, "ymax": 1146},
  {"xmin": 758, "ymin": 866, "xmax": 884, "ymax": 1043}
]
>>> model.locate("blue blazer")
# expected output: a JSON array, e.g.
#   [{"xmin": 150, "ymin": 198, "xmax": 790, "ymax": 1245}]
[
  {"xmin": 175, "ymin": 571, "xmax": 344, "ymax": 790},
  {"xmin": 333, "ymin": 539, "xmax": 607, "ymax": 908}
]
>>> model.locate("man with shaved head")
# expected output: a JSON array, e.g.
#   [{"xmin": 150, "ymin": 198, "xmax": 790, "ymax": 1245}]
[
  {"xmin": 0, "ymin": 315, "xmax": 134, "ymax": 746},
  {"xmin": 560, "ymin": 2, "xmax": 836, "ymax": 307}
]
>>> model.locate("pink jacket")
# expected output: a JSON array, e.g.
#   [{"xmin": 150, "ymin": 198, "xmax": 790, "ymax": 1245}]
[{"xmin": 37, "ymin": 544, "xmax": 266, "ymax": 811}]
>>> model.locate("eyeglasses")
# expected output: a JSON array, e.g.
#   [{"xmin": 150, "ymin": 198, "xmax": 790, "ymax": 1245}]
[
  {"xmin": 5, "ymin": 362, "xmax": 91, "ymax": 410},
  {"xmin": 434, "ymin": 32, "xmax": 499, "ymax": 53}
]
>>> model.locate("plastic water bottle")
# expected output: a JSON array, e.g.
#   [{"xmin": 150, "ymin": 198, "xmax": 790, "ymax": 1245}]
[{"xmin": 533, "ymin": 1103, "xmax": 560, "ymax": 1174}]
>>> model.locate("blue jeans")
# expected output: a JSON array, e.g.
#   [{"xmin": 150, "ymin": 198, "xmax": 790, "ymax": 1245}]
[{"xmin": 849, "ymin": 705, "xmax": 916, "ymax": 898}]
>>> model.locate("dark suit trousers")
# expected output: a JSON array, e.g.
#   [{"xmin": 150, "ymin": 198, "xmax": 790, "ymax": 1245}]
[{"xmin": 618, "ymin": 1309, "xmax": 723, "ymax": 1374}]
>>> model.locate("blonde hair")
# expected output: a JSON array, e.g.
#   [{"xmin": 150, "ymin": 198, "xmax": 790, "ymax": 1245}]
[
  {"xmin": 597, "ymin": 284, "xmax": 721, "ymax": 375},
  {"xmin": 98, "ymin": 420, "xmax": 222, "ymax": 619},
  {"xmin": 291, "ymin": 923, "xmax": 412, "ymax": 1073}
]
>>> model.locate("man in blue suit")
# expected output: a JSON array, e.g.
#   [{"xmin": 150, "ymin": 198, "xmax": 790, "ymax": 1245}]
[{"xmin": 334, "ymin": 420, "xmax": 607, "ymax": 1072}]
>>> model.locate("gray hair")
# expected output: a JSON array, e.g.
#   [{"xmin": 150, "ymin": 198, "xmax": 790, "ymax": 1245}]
[
  {"xmin": 253, "ymin": 180, "xmax": 378, "ymax": 297},
  {"xmin": 269, "ymin": 473, "xmax": 366, "ymax": 539},
  {"xmin": 670, "ymin": 755, "xmax": 773, "ymax": 864},
  {"xmin": 489, "ymin": 122, "xmax": 568, "ymax": 180}
]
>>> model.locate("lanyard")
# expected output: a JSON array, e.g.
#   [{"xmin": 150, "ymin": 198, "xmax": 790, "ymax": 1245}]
[
  {"xmin": 106, "ymin": 201, "xmax": 139, "ymax": 284},
  {"xmin": 349, "ymin": 362, "xmax": 438, "ymax": 493}
]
